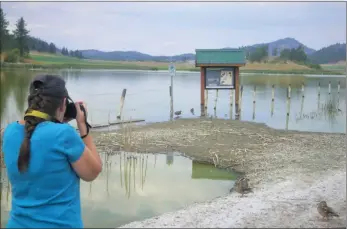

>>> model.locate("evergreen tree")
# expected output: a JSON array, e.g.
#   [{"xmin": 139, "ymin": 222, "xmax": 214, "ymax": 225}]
[
  {"xmin": 0, "ymin": 7, "xmax": 9, "ymax": 53},
  {"xmin": 13, "ymin": 17, "xmax": 30, "ymax": 57}
]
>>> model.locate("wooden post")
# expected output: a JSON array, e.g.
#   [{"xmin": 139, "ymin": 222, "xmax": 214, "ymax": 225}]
[
  {"xmin": 200, "ymin": 67, "xmax": 206, "ymax": 116},
  {"xmin": 214, "ymin": 89, "xmax": 219, "ymax": 110},
  {"xmin": 286, "ymin": 85, "xmax": 291, "ymax": 130},
  {"xmin": 238, "ymin": 85, "xmax": 243, "ymax": 118},
  {"xmin": 271, "ymin": 84, "xmax": 275, "ymax": 116},
  {"xmin": 229, "ymin": 89, "xmax": 233, "ymax": 119},
  {"xmin": 300, "ymin": 86, "xmax": 305, "ymax": 118},
  {"xmin": 287, "ymin": 84, "xmax": 291, "ymax": 100},
  {"xmin": 117, "ymin": 89, "xmax": 127, "ymax": 120},
  {"xmin": 252, "ymin": 85, "xmax": 256, "ymax": 120},
  {"xmin": 234, "ymin": 67, "xmax": 240, "ymax": 115},
  {"xmin": 169, "ymin": 86, "xmax": 173, "ymax": 120},
  {"xmin": 337, "ymin": 81, "xmax": 340, "ymax": 95},
  {"xmin": 318, "ymin": 81, "xmax": 321, "ymax": 97},
  {"xmin": 328, "ymin": 81, "xmax": 331, "ymax": 95},
  {"xmin": 301, "ymin": 82, "xmax": 305, "ymax": 99},
  {"xmin": 205, "ymin": 89, "xmax": 208, "ymax": 115}
]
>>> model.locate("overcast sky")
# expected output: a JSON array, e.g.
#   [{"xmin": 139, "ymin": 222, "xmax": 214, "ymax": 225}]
[{"xmin": 1, "ymin": 1, "xmax": 346, "ymax": 55}]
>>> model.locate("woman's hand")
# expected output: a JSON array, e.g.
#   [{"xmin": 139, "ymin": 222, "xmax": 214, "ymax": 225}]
[{"xmin": 75, "ymin": 102, "xmax": 88, "ymax": 136}]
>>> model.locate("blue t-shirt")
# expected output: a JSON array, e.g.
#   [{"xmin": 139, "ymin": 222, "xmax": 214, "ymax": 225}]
[{"xmin": 2, "ymin": 121, "xmax": 86, "ymax": 228}]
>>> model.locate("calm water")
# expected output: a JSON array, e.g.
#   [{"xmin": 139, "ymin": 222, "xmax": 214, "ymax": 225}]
[
  {"xmin": 1, "ymin": 152, "xmax": 237, "ymax": 227},
  {"xmin": 1, "ymin": 69, "xmax": 346, "ymax": 133}
]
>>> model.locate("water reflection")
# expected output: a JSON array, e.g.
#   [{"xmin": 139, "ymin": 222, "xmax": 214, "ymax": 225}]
[
  {"xmin": 0, "ymin": 152, "xmax": 239, "ymax": 228},
  {"xmin": 1, "ymin": 70, "xmax": 346, "ymax": 133}
]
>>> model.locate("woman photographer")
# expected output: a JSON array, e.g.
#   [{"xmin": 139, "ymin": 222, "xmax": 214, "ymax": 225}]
[{"xmin": 1, "ymin": 75, "xmax": 102, "ymax": 228}]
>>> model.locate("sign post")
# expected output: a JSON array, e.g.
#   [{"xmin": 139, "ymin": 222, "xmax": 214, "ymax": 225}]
[{"xmin": 169, "ymin": 63, "xmax": 176, "ymax": 119}]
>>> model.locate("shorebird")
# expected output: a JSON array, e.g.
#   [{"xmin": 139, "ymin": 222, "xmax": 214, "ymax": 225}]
[
  {"xmin": 230, "ymin": 177, "xmax": 253, "ymax": 197},
  {"xmin": 317, "ymin": 201, "xmax": 339, "ymax": 220},
  {"xmin": 174, "ymin": 110, "xmax": 182, "ymax": 116},
  {"xmin": 190, "ymin": 108, "xmax": 195, "ymax": 115}
]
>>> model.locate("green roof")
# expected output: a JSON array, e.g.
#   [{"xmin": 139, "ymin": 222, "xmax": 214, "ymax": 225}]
[{"xmin": 195, "ymin": 49, "xmax": 246, "ymax": 66}]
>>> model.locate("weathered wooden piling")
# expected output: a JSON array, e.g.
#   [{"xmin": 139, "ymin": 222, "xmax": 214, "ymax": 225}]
[
  {"xmin": 318, "ymin": 82, "xmax": 321, "ymax": 97},
  {"xmin": 236, "ymin": 85, "xmax": 243, "ymax": 117},
  {"xmin": 301, "ymin": 82, "xmax": 305, "ymax": 99},
  {"xmin": 337, "ymin": 81, "xmax": 340, "ymax": 95},
  {"xmin": 229, "ymin": 89, "xmax": 233, "ymax": 119},
  {"xmin": 205, "ymin": 90, "xmax": 208, "ymax": 115},
  {"xmin": 214, "ymin": 89, "xmax": 219, "ymax": 110},
  {"xmin": 271, "ymin": 84, "xmax": 275, "ymax": 116},
  {"xmin": 328, "ymin": 81, "xmax": 331, "ymax": 95},
  {"xmin": 117, "ymin": 89, "xmax": 127, "ymax": 120},
  {"xmin": 169, "ymin": 86, "xmax": 173, "ymax": 120},
  {"xmin": 286, "ymin": 84, "xmax": 291, "ymax": 130},
  {"xmin": 252, "ymin": 85, "xmax": 256, "ymax": 120},
  {"xmin": 300, "ymin": 89, "xmax": 305, "ymax": 118}
]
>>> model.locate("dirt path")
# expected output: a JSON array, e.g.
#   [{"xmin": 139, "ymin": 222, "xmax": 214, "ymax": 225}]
[{"xmin": 92, "ymin": 118, "xmax": 346, "ymax": 228}]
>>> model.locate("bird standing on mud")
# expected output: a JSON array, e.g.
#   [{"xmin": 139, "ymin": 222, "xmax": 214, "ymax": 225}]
[
  {"xmin": 190, "ymin": 108, "xmax": 195, "ymax": 115},
  {"xmin": 317, "ymin": 201, "xmax": 339, "ymax": 220},
  {"xmin": 230, "ymin": 177, "xmax": 253, "ymax": 197},
  {"xmin": 174, "ymin": 110, "xmax": 182, "ymax": 116}
]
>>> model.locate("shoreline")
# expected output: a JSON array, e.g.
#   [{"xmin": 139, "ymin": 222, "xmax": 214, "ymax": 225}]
[
  {"xmin": 1, "ymin": 63, "xmax": 342, "ymax": 76},
  {"xmin": 92, "ymin": 118, "xmax": 346, "ymax": 228},
  {"xmin": 119, "ymin": 170, "xmax": 346, "ymax": 228}
]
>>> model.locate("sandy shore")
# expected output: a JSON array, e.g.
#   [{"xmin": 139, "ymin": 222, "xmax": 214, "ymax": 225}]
[
  {"xmin": 119, "ymin": 171, "xmax": 346, "ymax": 228},
  {"xmin": 92, "ymin": 119, "xmax": 346, "ymax": 228}
]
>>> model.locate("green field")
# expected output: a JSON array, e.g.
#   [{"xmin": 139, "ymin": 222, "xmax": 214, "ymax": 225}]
[
  {"xmin": 1, "ymin": 52, "xmax": 343, "ymax": 75},
  {"xmin": 321, "ymin": 63, "xmax": 346, "ymax": 74}
]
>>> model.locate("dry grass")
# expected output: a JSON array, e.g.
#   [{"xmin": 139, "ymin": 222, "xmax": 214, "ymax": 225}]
[{"xmin": 93, "ymin": 119, "xmax": 346, "ymax": 185}]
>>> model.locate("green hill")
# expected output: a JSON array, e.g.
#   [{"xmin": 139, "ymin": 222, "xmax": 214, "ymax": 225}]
[{"xmin": 308, "ymin": 43, "xmax": 346, "ymax": 64}]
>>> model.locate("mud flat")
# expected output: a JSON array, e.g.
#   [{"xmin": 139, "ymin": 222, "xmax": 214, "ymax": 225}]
[{"xmin": 92, "ymin": 119, "xmax": 346, "ymax": 228}]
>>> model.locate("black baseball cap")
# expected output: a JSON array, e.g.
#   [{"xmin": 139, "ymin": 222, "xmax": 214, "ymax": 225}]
[{"xmin": 29, "ymin": 74, "xmax": 73, "ymax": 102}]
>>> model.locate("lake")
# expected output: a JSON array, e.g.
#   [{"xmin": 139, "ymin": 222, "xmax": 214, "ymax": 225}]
[
  {"xmin": 0, "ymin": 152, "xmax": 237, "ymax": 227},
  {"xmin": 0, "ymin": 69, "xmax": 346, "ymax": 227},
  {"xmin": 1, "ymin": 69, "xmax": 346, "ymax": 133}
]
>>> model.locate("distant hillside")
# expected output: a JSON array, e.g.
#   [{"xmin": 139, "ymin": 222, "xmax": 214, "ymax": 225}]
[
  {"xmin": 228, "ymin": 37, "xmax": 316, "ymax": 57},
  {"xmin": 308, "ymin": 43, "xmax": 346, "ymax": 64},
  {"xmin": 81, "ymin": 49, "xmax": 195, "ymax": 62},
  {"xmin": 81, "ymin": 37, "xmax": 316, "ymax": 62}
]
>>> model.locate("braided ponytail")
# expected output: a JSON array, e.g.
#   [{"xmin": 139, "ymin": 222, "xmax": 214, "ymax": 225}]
[{"xmin": 18, "ymin": 93, "xmax": 63, "ymax": 173}]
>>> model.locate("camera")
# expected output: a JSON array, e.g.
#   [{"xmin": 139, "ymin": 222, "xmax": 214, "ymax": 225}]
[{"xmin": 64, "ymin": 101, "xmax": 87, "ymax": 119}]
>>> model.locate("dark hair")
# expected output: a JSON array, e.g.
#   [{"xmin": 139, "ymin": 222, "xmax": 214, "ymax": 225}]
[{"xmin": 18, "ymin": 92, "xmax": 64, "ymax": 173}]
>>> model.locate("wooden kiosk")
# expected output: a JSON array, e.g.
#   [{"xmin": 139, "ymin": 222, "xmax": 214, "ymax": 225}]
[{"xmin": 195, "ymin": 49, "xmax": 246, "ymax": 116}]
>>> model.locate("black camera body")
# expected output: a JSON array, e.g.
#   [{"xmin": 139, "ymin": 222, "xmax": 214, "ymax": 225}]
[{"xmin": 64, "ymin": 102, "xmax": 87, "ymax": 119}]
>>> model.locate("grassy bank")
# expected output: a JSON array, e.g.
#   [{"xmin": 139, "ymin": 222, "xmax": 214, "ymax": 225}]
[
  {"xmin": 1, "ymin": 52, "xmax": 342, "ymax": 75},
  {"xmin": 321, "ymin": 62, "xmax": 346, "ymax": 74}
]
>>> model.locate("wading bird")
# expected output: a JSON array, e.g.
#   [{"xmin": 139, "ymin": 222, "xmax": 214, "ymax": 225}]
[
  {"xmin": 190, "ymin": 108, "xmax": 194, "ymax": 115},
  {"xmin": 317, "ymin": 201, "xmax": 339, "ymax": 220},
  {"xmin": 174, "ymin": 110, "xmax": 182, "ymax": 116},
  {"xmin": 230, "ymin": 177, "xmax": 253, "ymax": 197}
]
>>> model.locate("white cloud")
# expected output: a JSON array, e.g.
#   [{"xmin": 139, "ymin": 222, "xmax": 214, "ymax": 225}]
[{"xmin": 1, "ymin": 2, "xmax": 345, "ymax": 55}]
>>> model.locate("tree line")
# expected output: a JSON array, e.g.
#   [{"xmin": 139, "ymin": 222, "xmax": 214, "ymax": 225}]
[
  {"xmin": 245, "ymin": 45, "xmax": 308, "ymax": 63},
  {"xmin": 0, "ymin": 7, "xmax": 83, "ymax": 63},
  {"xmin": 308, "ymin": 43, "xmax": 346, "ymax": 64}
]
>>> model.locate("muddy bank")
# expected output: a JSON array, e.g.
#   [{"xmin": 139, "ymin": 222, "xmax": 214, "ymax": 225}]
[
  {"xmin": 93, "ymin": 119, "xmax": 345, "ymax": 185},
  {"xmin": 93, "ymin": 118, "xmax": 346, "ymax": 227}
]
